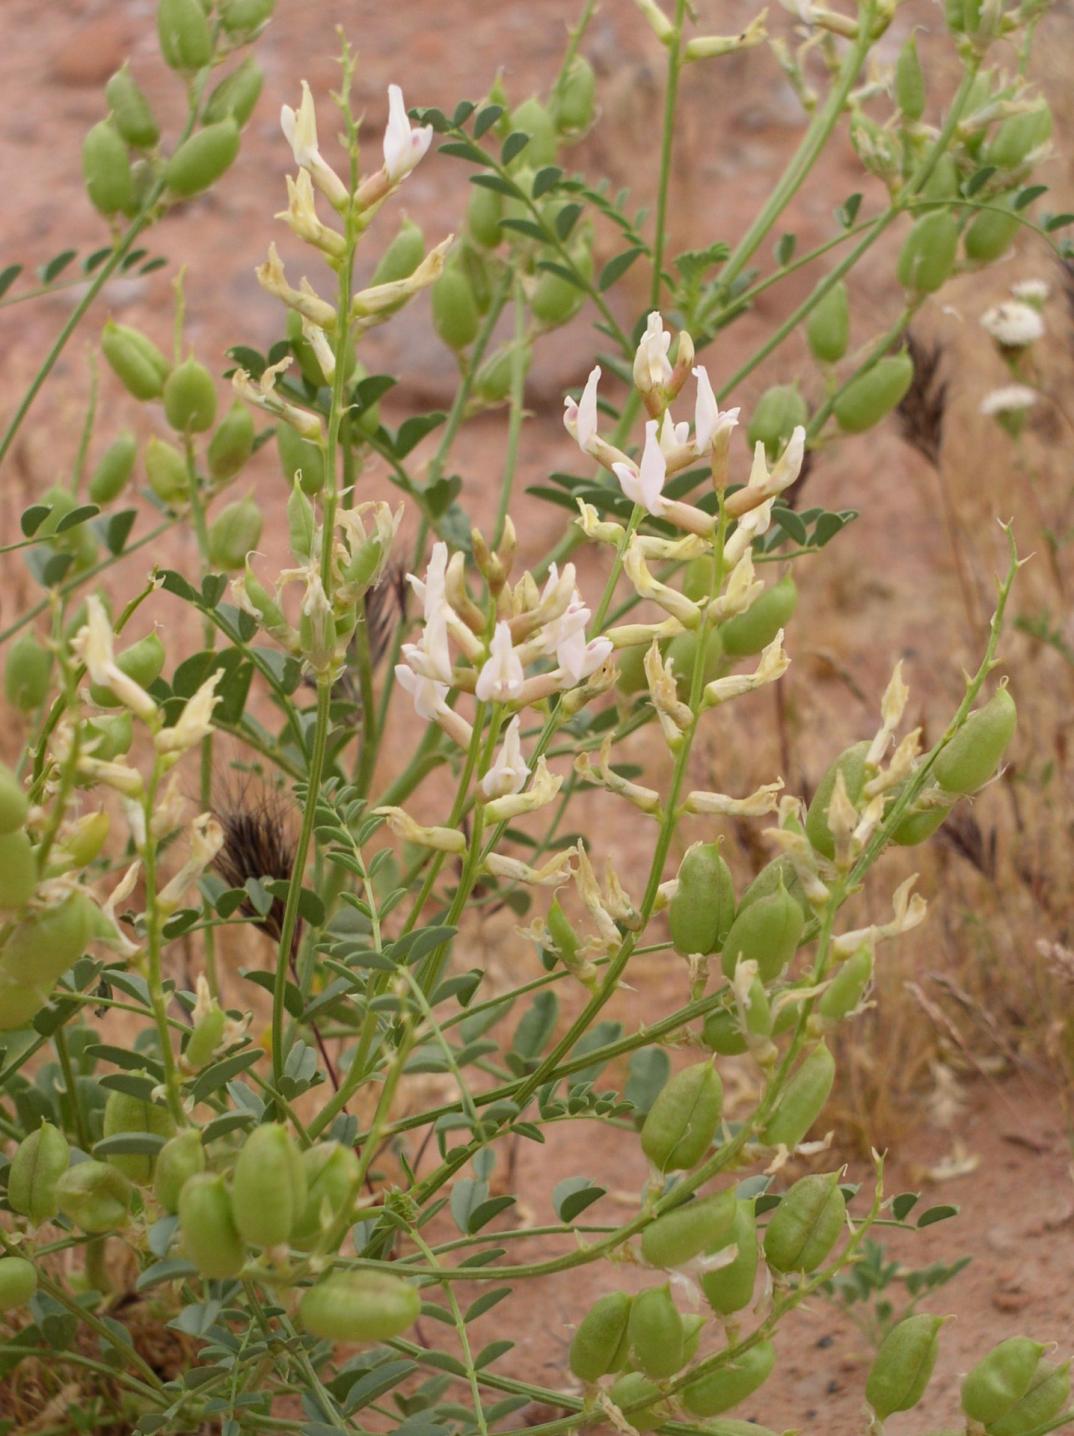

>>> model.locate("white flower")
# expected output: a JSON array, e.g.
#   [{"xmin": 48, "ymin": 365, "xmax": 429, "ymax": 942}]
[
  {"xmin": 280, "ymin": 81, "xmax": 349, "ymax": 207},
  {"xmin": 693, "ymin": 365, "xmax": 739, "ymax": 452},
  {"xmin": 980, "ymin": 384, "xmax": 1038, "ymax": 416},
  {"xmin": 612, "ymin": 420, "xmax": 667, "ymax": 515},
  {"xmin": 1010, "ymin": 278, "xmax": 1049, "ymax": 304},
  {"xmin": 633, "ymin": 312, "xmax": 673, "ymax": 393},
  {"xmin": 480, "ymin": 716, "xmax": 530, "ymax": 798},
  {"xmin": 73, "ymin": 597, "xmax": 158, "ymax": 723},
  {"xmin": 980, "ymin": 300, "xmax": 1044, "ymax": 347},
  {"xmin": 406, "ymin": 542, "xmax": 453, "ymax": 682},
  {"xmin": 543, "ymin": 592, "xmax": 613, "ymax": 685},
  {"xmin": 658, "ymin": 410, "xmax": 691, "ymax": 457},
  {"xmin": 396, "ymin": 663, "xmax": 448, "ymax": 720},
  {"xmin": 476, "ymin": 622, "xmax": 525, "ymax": 702},
  {"xmin": 383, "ymin": 84, "xmax": 434, "ymax": 182},
  {"xmin": 563, "ymin": 365, "xmax": 601, "ymax": 452}
]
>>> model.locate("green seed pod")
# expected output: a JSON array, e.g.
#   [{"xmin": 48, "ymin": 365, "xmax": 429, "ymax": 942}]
[
  {"xmin": 83, "ymin": 120, "xmax": 135, "ymax": 218},
  {"xmin": 432, "ymin": 264, "xmax": 480, "ymax": 351},
  {"xmin": 720, "ymin": 882, "xmax": 804, "ymax": 982},
  {"xmin": 669, "ymin": 842, "xmax": 735, "ymax": 957},
  {"xmin": 153, "ymin": 1129, "xmax": 206, "ymax": 1213},
  {"xmin": 701, "ymin": 1008, "xmax": 748, "ymax": 1056},
  {"xmin": 569, "ymin": 1292, "xmax": 633, "ymax": 1381},
  {"xmin": 299, "ymin": 1270, "xmax": 421, "ymax": 1341},
  {"xmin": 806, "ymin": 281, "xmax": 850, "ymax": 364},
  {"xmin": 35, "ymin": 484, "xmax": 97, "ymax": 574},
  {"xmin": 895, "ymin": 36, "xmax": 926, "ymax": 121},
  {"xmin": 962, "ymin": 1337, "xmax": 1046, "ymax": 1425},
  {"xmin": 935, "ymin": 688, "xmax": 1016, "ymax": 795},
  {"xmin": 102, "ymin": 1086, "xmax": 176, "ymax": 1183},
  {"xmin": 0, "ymin": 1258, "xmax": 38, "ymax": 1312},
  {"xmin": 866, "ymin": 1314, "xmax": 945, "ymax": 1420},
  {"xmin": 101, "ymin": 321, "xmax": 171, "ymax": 401},
  {"xmin": 88, "ymin": 431, "xmax": 137, "ymax": 505},
  {"xmin": 183, "ymin": 1001, "xmax": 226, "ymax": 1073},
  {"xmin": 468, "ymin": 180, "xmax": 504, "ymax": 248},
  {"xmin": 987, "ymin": 1361, "xmax": 1071, "ymax": 1436},
  {"xmin": 891, "ymin": 802, "xmax": 950, "ymax": 846},
  {"xmin": 607, "ymin": 1373, "xmax": 666, "ymax": 1432},
  {"xmin": 0, "ymin": 970, "xmax": 48, "ymax": 1030},
  {"xmin": 179, "ymin": 1172, "xmax": 245, "ymax": 1277},
  {"xmin": 90, "ymin": 630, "xmax": 165, "ymax": 707},
  {"xmin": 963, "ymin": 197, "xmax": 1021, "ymax": 263},
  {"xmin": 5, "ymin": 633, "xmax": 52, "ymax": 713},
  {"xmin": 0, "ymin": 764, "xmax": 28, "ymax": 835},
  {"xmin": 0, "ymin": 830, "xmax": 38, "ymax": 911},
  {"xmin": 628, "ymin": 1284, "xmax": 685, "ymax": 1378},
  {"xmin": 57, "ymin": 811, "xmax": 109, "ymax": 870},
  {"xmin": 641, "ymin": 1189, "xmax": 737, "ymax": 1270},
  {"xmin": 8, "ymin": 1121, "xmax": 70, "ymax": 1225},
  {"xmin": 834, "ymin": 352, "xmax": 914, "ymax": 433},
  {"xmin": 764, "ymin": 1172, "xmax": 845, "ymax": 1273},
  {"xmin": 508, "ymin": 96, "xmax": 558, "ymax": 167},
  {"xmin": 700, "ymin": 1199, "xmax": 758, "ymax": 1316},
  {"xmin": 145, "ymin": 435, "xmax": 190, "ymax": 506},
  {"xmin": 82, "ymin": 712, "xmax": 133, "ymax": 762},
  {"xmin": 666, "ymin": 626, "xmax": 723, "ymax": 698},
  {"xmin": 290, "ymin": 1141, "xmax": 360, "ymax": 1250},
  {"xmin": 987, "ymin": 104, "xmax": 1052, "ymax": 170},
  {"xmin": 163, "ymin": 357, "xmax": 217, "ymax": 433},
  {"xmin": 747, "ymin": 386, "xmax": 808, "ymax": 460},
  {"xmin": 56, "ymin": 1159, "xmax": 132, "ymax": 1232},
  {"xmin": 738, "ymin": 856, "xmax": 808, "ymax": 917},
  {"xmin": 681, "ymin": 1339, "xmax": 776, "ymax": 1417},
  {"xmin": 640, "ymin": 1061, "xmax": 722, "ymax": 1174},
  {"xmin": 232, "ymin": 1123, "xmax": 307, "ymax": 1247},
  {"xmin": 473, "ymin": 343, "xmax": 533, "ymax": 406},
  {"xmin": 203, "ymin": 56, "xmax": 264, "ymax": 128},
  {"xmin": 805, "ymin": 740, "xmax": 870, "ymax": 859},
  {"xmin": 277, "ymin": 421, "xmax": 325, "ymax": 496},
  {"xmin": 157, "ymin": 0, "xmax": 213, "ymax": 72},
  {"xmin": 682, "ymin": 555, "xmax": 713, "ymax": 603},
  {"xmin": 761, "ymin": 1042, "xmax": 836, "ymax": 1149},
  {"xmin": 555, "ymin": 55, "xmax": 596, "ymax": 134},
  {"xmin": 371, "ymin": 216, "xmax": 426, "ymax": 288},
  {"xmin": 818, "ymin": 945, "xmax": 873, "ymax": 1023},
  {"xmin": 615, "ymin": 643, "xmax": 650, "ymax": 697},
  {"xmin": 165, "ymin": 120, "xmax": 241, "ymax": 199},
  {"xmin": 106, "ymin": 66, "xmax": 160, "ymax": 149},
  {"xmin": 922, "ymin": 153, "xmax": 961, "ymax": 202},
  {"xmin": 207, "ymin": 402, "xmax": 256, "ymax": 480},
  {"xmin": 896, "ymin": 210, "xmax": 959, "ymax": 294},
  {"xmin": 218, "ymin": 0, "xmax": 276, "ymax": 35},
  {"xmin": 0, "ymin": 893, "xmax": 96, "ymax": 1014},
  {"xmin": 207, "ymin": 496, "xmax": 262, "ymax": 571},
  {"xmin": 530, "ymin": 235, "xmax": 593, "ymax": 327}
]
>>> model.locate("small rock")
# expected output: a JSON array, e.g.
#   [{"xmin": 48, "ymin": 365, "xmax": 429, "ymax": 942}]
[{"xmin": 50, "ymin": 15, "xmax": 130, "ymax": 87}]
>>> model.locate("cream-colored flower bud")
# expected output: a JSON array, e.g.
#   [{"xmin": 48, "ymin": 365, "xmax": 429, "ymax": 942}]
[
  {"xmin": 374, "ymin": 806, "xmax": 467, "ymax": 854},
  {"xmin": 832, "ymin": 875, "xmax": 926, "ymax": 957},
  {"xmin": 351, "ymin": 239, "xmax": 453, "ymax": 328},
  {"xmin": 484, "ymin": 848, "xmax": 576, "ymax": 887},
  {"xmin": 574, "ymin": 736, "xmax": 661, "ymax": 815},
  {"xmin": 684, "ymin": 780, "xmax": 784, "ymax": 817},
  {"xmin": 158, "ymin": 813, "xmax": 224, "ymax": 915},
  {"xmin": 624, "ymin": 540, "xmax": 702, "ymax": 628},
  {"xmin": 685, "ymin": 12, "xmax": 768, "ymax": 60},
  {"xmin": 644, "ymin": 641, "xmax": 693, "ymax": 746},
  {"xmin": 155, "ymin": 671, "xmax": 222, "ymax": 760},
  {"xmin": 276, "ymin": 169, "xmax": 346, "ymax": 258},
  {"xmin": 73, "ymin": 596, "xmax": 158, "ymax": 724},
  {"xmin": 256, "ymin": 244, "xmax": 337, "ymax": 329},
  {"xmin": 703, "ymin": 630, "xmax": 789, "ymax": 706},
  {"xmin": 280, "ymin": 80, "xmax": 350, "ymax": 209},
  {"xmin": 575, "ymin": 500, "xmax": 626, "ymax": 546},
  {"xmin": 484, "ymin": 755, "xmax": 562, "ymax": 823},
  {"xmin": 233, "ymin": 356, "xmax": 324, "ymax": 442}
]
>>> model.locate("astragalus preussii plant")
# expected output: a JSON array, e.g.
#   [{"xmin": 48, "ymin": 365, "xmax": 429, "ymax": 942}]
[{"xmin": 0, "ymin": 0, "xmax": 1070, "ymax": 1432}]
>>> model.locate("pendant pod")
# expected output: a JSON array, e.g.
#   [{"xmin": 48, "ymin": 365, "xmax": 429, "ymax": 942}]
[
  {"xmin": 934, "ymin": 688, "xmax": 1016, "ymax": 795},
  {"xmin": 0, "ymin": 893, "xmax": 96, "ymax": 1030},
  {"xmin": 961, "ymin": 1337, "xmax": 1046, "ymax": 1425},
  {"xmin": 817, "ymin": 945, "xmax": 873, "ymax": 1024},
  {"xmin": 277, "ymin": 422, "xmax": 325, "ymax": 496},
  {"xmin": 82, "ymin": 714, "xmax": 132, "ymax": 766},
  {"xmin": 153, "ymin": 1130, "xmax": 206, "ymax": 1213},
  {"xmin": 608, "ymin": 1372, "xmax": 666, "ymax": 1432},
  {"xmin": 89, "ymin": 432, "xmax": 137, "ymax": 505},
  {"xmin": 0, "ymin": 831, "xmax": 37, "ymax": 911},
  {"xmin": 183, "ymin": 1002, "xmax": 226, "ymax": 1073},
  {"xmin": 964, "ymin": 196, "xmax": 1020, "ymax": 263},
  {"xmin": 922, "ymin": 153, "xmax": 960, "ymax": 202},
  {"xmin": 468, "ymin": 181, "xmax": 504, "ymax": 248},
  {"xmin": 8, "ymin": 1121, "xmax": 70, "ymax": 1225},
  {"xmin": 569, "ymin": 1291, "xmax": 634, "ymax": 1381},
  {"xmin": 207, "ymin": 497, "xmax": 263, "ymax": 571},
  {"xmin": 615, "ymin": 643, "xmax": 649, "ymax": 697},
  {"xmin": 555, "ymin": 55, "xmax": 596, "ymax": 134},
  {"xmin": 0, "ymin": 764, "xmax": 28, "ymax": 834},
  {"xmin": 866, "ymin": 1313, "xmax": 945, "ymax": 1420},
  {"xmin": 669, "ymin": 842, "xmax": 735, "ymax": 957},
  {"xmin": 681, "ymin": 1339, "xmax": 776, "ymax": 1417},
  {"xmin": 628, "ymin": 1284, "xmax": 686, "ymax": 1378},
  {"xmin": 179, "ymin": 1172, "xmax": 245, "ymax": 1277},
  {"xmin": 507, "ymin": 96, "xmax": 558, "ymax": 168},
  {"xmin": 806, "ymin": 280, "xmax": 850, "ymax": 364},
  {"xmin": 0, "ymin": 1258, "xmax": 38, "ymax": 1313},
  {"xmin": 145, "ymin": 436, "xmax": 190, "ymax": 506},
  {"xmin": 530, "ymin": 235, "xmax": 593, "ymax": 327},
  {"xmin": 833, "ymin": 352, "xmax": 914, "ymax": 434},
  {"xmin": 56, "ymin": 1159, "xmax": 132, "ymax": 1232},
  {"xmin": 666, "ymin": 625, "xmax": 724, "ymax": 698},
  {"xmin": 763, "ymin": 1172, "xmax": 845, "ymax": 1273},
  {"xmin": 204, "ymin": 57, "xmax": 264, "ymax": 128},
  {"xmin": 700, "ymin": 1199, "xmax": 759, "ymax": 1316},
  {"xmin": 641, "ymin": 1188, "xmax": 737, "ymax": 1269},
  {"xmin": 208, "ymin": 402, "xmax": 256, "ymax": 480},
  {"xmin": 719, "ymin": 574, "xmax": 798, "ymax": 655},
  {"xmin": 83, "ymin": 121, "xmax": 135, "ymax": 218},
  {"xmin": 371, "ymin": 216, "xmax": 426, "ymax": 288},
  {"xmin": 720, "ymin": 883, "xmax": 804, "ymax": 982},
  {"xmin": 432, "ymin": 264, "xmax": 480, "ymax": 351},
  {"xmin": 987, "ymin": 104, "xmax": 1052, "ymax": 171},
  {"xmin": 102, "ymin": 1087, "xmax": 177, "ymax": 1183},
  {"xmin": 890, "ymin": 788, "xmax": 952, "ymax": 846},
  {"xmin": 747, "ymin": 385, "xmax": 809, "ymax": 460},
  {"xmin": 165, "ymin": 121, "xmax": 241, "ymax": 199},
  {"xmin": 5, "ymin": 635, "xmax": 52, "ymax": 712},
  {"xmin": 683, "ymin": 556, "xmax": 713, "ymax": 603},
  {"xmin": 701, "ymin": 1008, "xmax": 748, "ymax": 1057},
  {"xmin": 89, "ymin": 630, "xmax": 165, "ymax": 708},
  {"xmin": 163, "ymin": 357, "xmax": 218, "ymax": 434},
  {"xmin": 895, "ymin": 36, "xmax": 926, "ymax": 120},
  {"xmin": 218, "ymin": 0, "xmax": 277, "ymax": 35},
  {"xmin": 157, "ymin": 0, "xmax": 213, "ymax": 73},
  {"xmin": 896, "ymin": 210, "xmax": 959, "ymax": 294},
  {"xmin": 101, "ymin": 321, "xmax": 171, "ymax": 401},
  {"xmin": 299, "ymin": 1270, "xmax": 421, "ymax": 1342},
  {"xmin": 231, "ymin": 1122, "xmax": 306, "ymax": 1246},
  {"xmin": 474, "ymin": 343, "xmax": 533, "ymax": 405},
  {"xmin": 105, "ymin": 66, "xmax": 160, "ymax": 149},
  {"xmin": 640, "ymin": 1061, "xmax": 722, "ymax": 1174},
  {"xmin": 291, "ymin": 1141, "xmax": 360, "ymax": 1249},
  {"xmin": 805, "ymin": 740, "xmax": 870, "ymax": 860},
  {"xmin": 986, "ymin": 1361, "xmax": 1071, "ymax": 1436},
  {"xmin": 738, "ymin": 856, "xmax": 808, "ymax": 918},
  {"xmin": 761, "ymin": 1041, "xmax": 835, "ymax": 1149}
]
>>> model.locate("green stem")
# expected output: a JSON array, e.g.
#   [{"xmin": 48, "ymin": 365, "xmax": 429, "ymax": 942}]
[{"xmin": 650, "ymin": 0, "xmax": 687, "ymax": 309}]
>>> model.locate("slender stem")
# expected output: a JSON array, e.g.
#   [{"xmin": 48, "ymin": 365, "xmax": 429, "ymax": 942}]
[{"xmin": 650, "ymin": 0, "xmax": 687, "ymax": 310}]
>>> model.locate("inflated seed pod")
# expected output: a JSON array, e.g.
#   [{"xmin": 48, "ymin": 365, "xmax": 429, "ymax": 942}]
[
  {"xmin": 895, "ymin": 36, "xmax": 926, "ymax": 121},
  {"xmin": 640, "ymin": 1189, "xmax": 737, "ymax": 1269},
  {"xmin": 0, "ymin": 763, "xmax": 28, "ymax": 835},
  {"xmin": 615, "ymin": 643, "xmax": 650, "ymax": 697},
  {"xmin": 669, "ymin": 842, "xmax": 735, "ymax": 956},
  {"xmin": 987, "ymin": 1361, "xmax": 1071, "ymax": 1436},
  {"xmin": 806, "ymin": 281, "xmax": 850, "ymax": 364},
  {"xmin": 922, "ymin": 152, "xmax": 960, "ymax": 202},
  {"xmin": 106, "ymin": 66, "xmax": 160, "ymax": 149},
  {"xmin": 817, "ymin": 945, "xmax": 873, "ymax": 1023},
  {"xmin": 964, "ymin": 196, "xmax": 1020, "ymax": 263},
  {"xmin": 682, "ymin": 555, "xmax": 712, "ymax": 603},
  {"xmin": 607, "ymin": 1372, "xmax": 666, "ymax": 1432},
  {"xmin": 700, "ymin": 1199, "xmax": 758, "ymax": 1316},
  {"xmin": 763, "ymin": 1172, "xmax": 845, "ymax": 1273},
  {"xmin": 157, "ymin": 0, "xmax": 213, "ymax": 72},
  {"xmin": 0, "ymin": 893, "xmax": 96, "ymax": 1031},
  {"xmin": 468, "ymin": 181, "xmax": 504, "ymax": 248},
  {"xmin": 805, "ymin": 740, "xmax": 870, "ymax": 859},
  {"xmin": 722, "ymin": 576, "xmax": 798, "ymax": 659},
  {"xmin": 102, "ymin": 1087, "xmax": 176, "ymax": 1183},
  {"xmin": 183, "ymin": 1000, "xmax": 226, "ymax": 1073},
  {"xmin": 89, "ymin": 630, "xmax": 165, "ymax": 708},
  {"xmin": 569, "ymin": 1292, "xmax": 634, "ymax": 1381},
  {"xmin": 232, "ymin": 1123, "xmax": 306, "ymax": 1246},
  {"xmin": 179, "ymin": 1172, "xmax": 245, "ymax": 1278},
  {"xmin": 738, "ymin": 856, "xmax": 807, "ymax": 917},
  {"xmin": 371, "ymin": 216, "xmax": 425, "ymax": 289},
  {"xmin": 720, "ymin": 883, "xmax": 804, "ymax": 982},
  {"xmin": 218, "ymin": 0, "xmax": 276, "ymax": 35},
  {"xmin": 207, "ymin": 497, "xmax": 262, "ymax": 571},
  {"xmin": 986, "ymin": 104, "xmax": 1052, "ymax": 170},
  {"xmin": 145, "ymin": 436, "xmax": 189, "ymax": 506},
  {"xmin": 8, "ymin": 1121, "xmax": 70, "ymax": 1225},
  {"xmin": 896, "ymin": 210, "xmax": 959, "ymax": 294},
  {"xmin": 83, "ymin": 121, "xmax": 135, "ymax": 218},
  {"xmin": 432, "ymin": 264, "xmax": 480, "ymax": 351},
  {"xmin": 507, "ymin": 96, "xmax": 558, "ymax": 167},
  {"xmin": 761, "ymin": 1041, "xmax": 835, "ymax": 1149},
  {"xmin": 747, "ymin": 386, "xmax": 809, "ymax": 460},
  {"xmin": 203, "ymin": 57, "xmax": 264, "ymax": 128},
  {"xmin": 833, "ymin": 352, "xmax": 914, "ymax": 434},
  {"xmin": 628, "ymin": 1284, "xmax": 686, "ymax": 1378},
  {"xmin": 101, "ymin": 321, "xmax": 171, "ymax": 401},
  {"xmin": 291, "ymin": 1141, "xmax": 360, "ymax": 1249},
  {"xmin": 934, "ymin": 688, "xmax": 1016, "ymax": 795},
  {"xmin": 962, "ymin": 1337, "xmax": 1046, "ymax": 1425},
  {"xmin": 890, "ymin": 788, "xmax": 952, "ymax": 846},
  {"xmin": 207, "ymin": 402, "xmax": 255, "ymax": 480},
  {"xmin": 163, "ymin": 357, "xmax": 217, "ymax": 433},
  {"xmin": 640, "ymin": 1061, "xmax": 722, "ymax": 1174},
  {"xmin": 0, "ymin": 831, "xmax": 38, "ymax": 911},
  {"xmin": 666, "ymin": 626, "xmax": 723, "ymax": 698},
  {"xmin": 153, "ymin": 1129, "xmax": 206, "ymax": 1213},
  {"xmin": 555, "ymin": 55, "xmax": 596, "ymax": 133},
  {"xmin": 89, "ymin": 432, "xmax": 137, "ymax": 505},
  {"xmin": 681, "ymin": 1339, "xmax": 776, "ymax": 1417},
  {"xmin": 56, "ymin": 1159, "xmax": 132, "ymax": 1232},
  {"xmin": 276, "ymin": 421, "xmax": 324, "ymax": 496},
  {"xmin": 0, "ymin": 1258, "xmax": 37, "ymax": 1312},
  {"xmin": 82, "ymin": 712, "xmax": 133, "ymax": 762},
  {"xmin": 529, "ymin": 235, "xmax": 593, "ymax": 327},
  {"xmin": 165, "ymin": 121, "xmax": 241, "ymax": 199},
  {"xmin": 866, "ymin": 1314, "xmax": 944, "ymax": 1420},
  {"xmin": 5, "ymin": 634, "xmax": 52, "ymax": 713},
  {"xmin": 701, "ymin": 1008, "xmax": 748, "ymax": 1057},
  {"xmin": 299, "ymin": 1270, "xmax": 421, "ymax": 1341}
]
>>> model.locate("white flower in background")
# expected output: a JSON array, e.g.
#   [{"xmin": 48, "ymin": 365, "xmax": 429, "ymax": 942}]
[
  {"xmin": 633, "ymin": 311, "xmax": 674, "ymax": 393},
  {"xmin": 980, "ymin": 384, "xmax": 1038, "ymax": 416},
  {"xmin": 534, "ymin": 567, "xmax": 613, "ymax": 686},
  {"xmin": 395, "ymin": 663, "xmax": 448, "ymax": 721},
  {"xmin": 693, "ymin": 365, "xmax": 740, "ymax": 452},
  {"xmin": 980, "ymin": 300, "xmax": 1044, "ymax": 348},
  {"xmin": 406, "ymin": 542, "xmax": 453, "ymax": 683},
  {"xmin": 613, "ymin": 420, "xmax": 667, "ymax": 515},
  {"xmin": 1010, "ymin": 278, "xmax": 1049, "ymax": 305},
  {"xmin": 280, "ymin": 80, "xmax": 348, "ymax": 207},
  {"xmin": 383, "ymin": 84, "xmax": 434, "ymax": 182},
  {"xmin": 476, "ymin": 622, "xmax": 525, "ymax": 702},
  {"xmin": 658, "ymin": 410, "xmax": 691, "ymax": 458},
  {"xmin": 480, "ymin": 716, "xmax": 530, "ymax": 798},
  {"xmin": 563, "ymin": 365, "xmax": 601, "ymax": 452}
]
